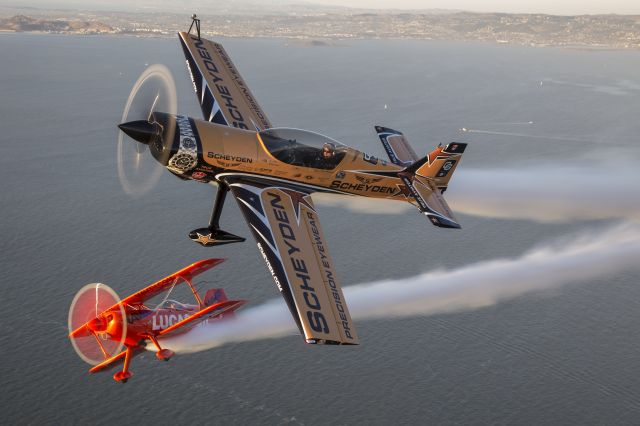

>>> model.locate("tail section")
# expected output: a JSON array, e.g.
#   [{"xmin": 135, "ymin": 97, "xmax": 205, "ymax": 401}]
[
  {"xmin": 399, "ymin": 142, "xmax": 467, "ymax": 229},
  {"xmin": 203, "ymin": 288, "xmax": 228, "ymax": 306},
  {"xmin": 408, "ymin": 142, "xmax": 467, "ymax": 191}
]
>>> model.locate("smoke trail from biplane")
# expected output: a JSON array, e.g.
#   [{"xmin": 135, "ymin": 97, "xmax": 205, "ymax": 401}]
[
  {"xmin": 162, "ymin": 224, "xmax": 640, "ymax": 354},
  {"xmin": 313, "ymin": 165, "xmax": 640, "ymax": 223}
]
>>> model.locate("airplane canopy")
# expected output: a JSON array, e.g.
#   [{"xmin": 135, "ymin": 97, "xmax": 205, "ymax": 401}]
[{"xmin": 259, "ymin": 127, "xmax": 346, "ymax": 170}]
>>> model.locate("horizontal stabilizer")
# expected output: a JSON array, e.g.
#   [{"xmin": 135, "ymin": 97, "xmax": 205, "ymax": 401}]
[
  {"xmin": 375, "ymin": 126, "xmax": 418, "ymax": 167},
  {"xmin": 399, "ymin": 173, "xmax": 461, "ymax": 229}
]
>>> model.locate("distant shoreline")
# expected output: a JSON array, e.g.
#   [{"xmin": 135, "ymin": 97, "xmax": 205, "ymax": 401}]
[
  {"xmin": 1, "ymin": 30, "xmax": 637, "ymax": 52},
  {"xmin": 1, "ymin": 9, "xmax": 639, "ymax": 50}
]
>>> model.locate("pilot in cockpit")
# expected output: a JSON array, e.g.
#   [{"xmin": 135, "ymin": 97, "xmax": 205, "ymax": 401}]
[{"xmin": 322, "ymin": 143, "xmax": 336, "ymax": 160}]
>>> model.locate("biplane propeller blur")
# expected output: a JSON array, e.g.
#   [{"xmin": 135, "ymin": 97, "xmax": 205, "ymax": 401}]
[
  {"xmin": 116, "ymin": 15, "xmax": 467, "ymax": 347},
  {"xmin": 68, "ymin": 258, "xmax": 245, "ymax": 382}
]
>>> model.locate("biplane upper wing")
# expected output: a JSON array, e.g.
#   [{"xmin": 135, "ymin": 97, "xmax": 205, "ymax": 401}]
[
  {"xmin": 224, "ymin": 175, "xmax": 359, "ymax": 345},
  {"xmin": 178, "ymin": 32, "xmax": 272, "ymax": 131},
  {"xmin": 118, "ymin": 258, "xmax": 225, "ymax": 307}
]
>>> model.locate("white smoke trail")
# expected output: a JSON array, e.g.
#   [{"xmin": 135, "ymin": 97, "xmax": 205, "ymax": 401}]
[
  {"xmin": 461, "ymin": 129, "xmax": 599, "ymax": 143},
  {"xmin": 314, "ymin": 166, "xmax": 640, "ymax": 223},
  {"xmin": 161, "ymin": 224, "xmax": 640, "ymax": 354},
  {"xmin": 449, "ymin": 167, "xmax": 640, "ymax": 222}
]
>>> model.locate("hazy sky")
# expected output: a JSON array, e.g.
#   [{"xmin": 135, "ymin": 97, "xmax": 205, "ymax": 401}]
[
  {"xmin": 312, "ymin": 0, "xmax": 640, "ymax": 14},
  {"xmin": 3, "ymin": 0, "xmax": 639, "ymax": 15}
]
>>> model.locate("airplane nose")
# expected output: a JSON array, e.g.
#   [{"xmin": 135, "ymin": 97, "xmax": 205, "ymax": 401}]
[{"xmin": 118, "ymin": 120, "xmax": 162, "ymax": 145}]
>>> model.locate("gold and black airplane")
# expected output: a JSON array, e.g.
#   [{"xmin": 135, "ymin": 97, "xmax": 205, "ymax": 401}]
[{"xmin": 117, "ymin": 17, "xmax": 467, "ymax": 346}]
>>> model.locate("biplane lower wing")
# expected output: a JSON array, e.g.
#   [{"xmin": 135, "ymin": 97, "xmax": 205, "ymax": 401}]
[
  {"xmin": 178, "ymin": 32, "xmax": 272, "ymax": 131},
  {"xmin": 226, "ymin": 175, "xmax": 359, "ymax": 345},
  {"xmin": 89, "ymin": 347, "xmax": 144, "ymax": 374}
]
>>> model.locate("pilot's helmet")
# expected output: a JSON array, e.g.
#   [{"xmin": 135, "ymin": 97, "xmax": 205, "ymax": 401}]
[{"xmin": 322, "ymin": 143, "xmax": 336, "ymax": 158}]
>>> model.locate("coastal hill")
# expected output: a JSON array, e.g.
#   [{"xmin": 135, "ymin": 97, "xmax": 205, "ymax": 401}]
[{"xmin": 0, "ymin": 14, "xmax": 114, "ymax": 34}]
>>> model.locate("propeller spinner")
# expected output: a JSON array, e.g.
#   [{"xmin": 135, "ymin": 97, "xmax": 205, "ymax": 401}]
[
  {"xmin": 68, "ymin": 283, "xmax": 127, "ymax": 366},
  {"xmin": 117, "ymin": 64, "xmax": 177, "ymax": 197}
]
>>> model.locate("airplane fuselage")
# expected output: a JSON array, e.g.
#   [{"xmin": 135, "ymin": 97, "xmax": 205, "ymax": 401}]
[{"xmin": 165, "ymin": 115, "xmax": 411, "ymax": 202}]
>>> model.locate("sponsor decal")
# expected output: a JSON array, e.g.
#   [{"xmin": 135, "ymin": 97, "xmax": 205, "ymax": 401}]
[
  {"xmin": 207, "ymin": 152, "xmax": 253, "ymax": 163},
  {"xmin": 399, "ymin": 176, "xmax": 429, "ymax": 211},
  {"xmin": 257, "ymin": 242, "xmax": 283, "ymax": 292},
  {"xmin": 171, "ymin": 153, "xmax": 197, "ymax": 171},
  {"xmin": 382, "ymin": 138, "xmax": 400, "ymax": 164},
  {"xmin": 443, "ymin": 142, "xmax": 466, "ymax": 154},
  {"xmin": 152, "ymin": 313, "xmax": 190, "ymax": 331},
  {"xmin": 213, "ymin": 43, "xmax": 270, "ymax": 129},
  {"xmin": 355, "ymin": 175, "xmax": 383, "ymax": 185},
  {"xmin": 267, "ymin": 191, "xmax": 329, "ymax": 334},
  {"xmin": 185, "ymin": 59, "xmax": 198, "ymax": 95},
  {"xmin": 363, "ymin": 153, "xmax": 379, "ymax": 165},
  {"xmin": 182, "ymin": 137, "xmax": 196, "ymax": 150},
  {"xmin": 168, "ymin": 116, "xmax": 198, "ymax": 173},
  {"xmin": 192, "ymin": 171, "xmax": 207, "ymax": 179},
  {"xmin": 307, "ymin": 212, "xmax": 354, "ymax": 340},
  {"xmin": 330, "ymin": 180, "xmax": 397, "ymax": 194},
  {"xmin": 436, "ymin": 160, "xmax": 456, "ymax": 177},
  {"xmin": 192, "ymin": 37, "xmax": 249, "ymax": 130},
  {"xmin": 335, "ymin": 171, "xmax": 345, "ymax": 179},
  {"xmin": 196, "ymin": 164, "xmax": 214, "ymax": 172}
]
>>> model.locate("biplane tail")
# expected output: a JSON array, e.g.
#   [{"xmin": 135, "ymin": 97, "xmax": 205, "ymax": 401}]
[
  {"xmin": 203, "ymin": 288, "xmax": 228, "ymax": 306},
  {"xmin": 397, "ymin": 142, "xmax": 467, "ymax": 229}
]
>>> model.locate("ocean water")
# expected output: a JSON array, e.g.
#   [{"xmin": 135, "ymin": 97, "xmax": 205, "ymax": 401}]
[{"xmin": 1, "ymin": 32, "xmax": 640, "ymax": 425}]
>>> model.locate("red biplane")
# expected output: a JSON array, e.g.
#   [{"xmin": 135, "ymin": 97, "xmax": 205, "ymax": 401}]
[{"xmin": 68, "ymin": 258, "xmax": 245, "ymax": 383}]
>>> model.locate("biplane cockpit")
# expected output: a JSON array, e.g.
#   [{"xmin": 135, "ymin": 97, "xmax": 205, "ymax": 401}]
[{"xmin": 156, "ymin": 299, "xmax": 189, "ymax": 311}]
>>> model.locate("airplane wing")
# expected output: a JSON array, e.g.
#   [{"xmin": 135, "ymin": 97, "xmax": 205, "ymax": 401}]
[
  {"xmin": 89, "ymin": 350, "xmax": 126, "ymax": 373},
  {"xmin": 178, "ymin": 32, "xmax": 272, "ymax": 131},
  {"xmin": 69, "ymin": 259, "xmax": 224, "ymax": 341},
  {"xmin": 111, "ymin": 258, "xmax": 225, "ymax": 309},
  {"xmin": 224, "ymin": 175, "xmax": 359, "ymax": 345}
]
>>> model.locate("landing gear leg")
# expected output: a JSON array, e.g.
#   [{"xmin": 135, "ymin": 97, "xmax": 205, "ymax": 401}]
[
  {"xmin": 148, "ymin": 335, "xmax": 174, "ymax": 361},
  {"xmin": 188, "ymin": 183, "xmax": 245, "ymax": 247},
  {"xmin": 113, "ymin": 347, "xmax": 134, "ymax": 383}
]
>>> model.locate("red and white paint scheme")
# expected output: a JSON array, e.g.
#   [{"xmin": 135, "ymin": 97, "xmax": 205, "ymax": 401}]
[{"xmin": 68, "ymin": 258, "xmax": 245, "ymax": 383}]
